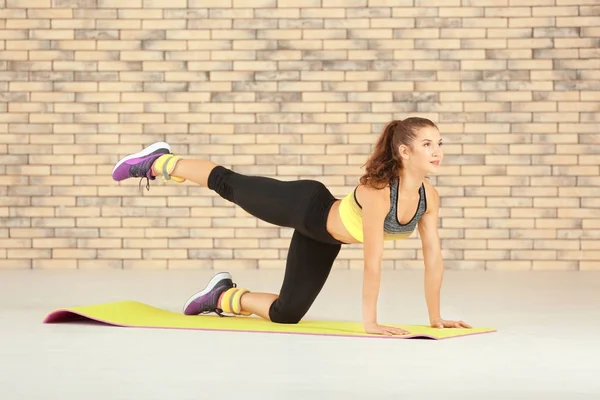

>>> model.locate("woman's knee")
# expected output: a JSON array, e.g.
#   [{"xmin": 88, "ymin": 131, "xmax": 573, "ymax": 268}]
[
  {"xmin": 270, "ymin": 313, "xmax": 303, "ymax": 324},
  {"xmin": 268, "ymin": 300, "xmax": 305, "ymax": 324}
]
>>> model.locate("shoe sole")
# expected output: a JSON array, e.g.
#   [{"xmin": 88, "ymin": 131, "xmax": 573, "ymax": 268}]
[
  {"xmin": 182, "ymin": 271, "xmax": 233, "ymax": 315},
  {"xmin": 111, "ymin": 141, "xmax": 171, "ymax": 177}
]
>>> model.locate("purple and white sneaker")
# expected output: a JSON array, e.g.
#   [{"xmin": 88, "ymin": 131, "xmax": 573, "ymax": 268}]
[
  {"xmin": 182, "ymin": 272, "xmax": 235, "ymax": 316},
  {"xmin": 111, "ymin": 141, "xmax": 171, "ymax": 182}
]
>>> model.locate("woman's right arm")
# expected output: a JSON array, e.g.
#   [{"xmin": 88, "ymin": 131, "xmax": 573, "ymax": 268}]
[{"xmin": 359, "ymin": 187, "xmax": 409, "ymax": 336}]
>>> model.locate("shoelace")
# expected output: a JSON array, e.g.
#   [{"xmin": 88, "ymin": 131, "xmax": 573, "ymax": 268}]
[
  {"xmin": 138, "ymin": 177, "xmax": 151, "ymax": 192},
  {"xmin": 129, "ymin": 157, "xmax": 156, "ymax": 192},
  {"xmin": 129, "ymin": 157, "xmax": 155, "ymax": 177}
]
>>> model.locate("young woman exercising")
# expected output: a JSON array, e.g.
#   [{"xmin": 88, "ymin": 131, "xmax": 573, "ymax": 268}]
[{"xmin": 112, "ymin": 117, "xmax": 472, "ymax": 336}]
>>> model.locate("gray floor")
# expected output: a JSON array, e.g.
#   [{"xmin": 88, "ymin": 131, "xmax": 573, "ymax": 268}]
[{"xmin": 1, "ymin": 268, "xmax": 598, "ymax": 399}]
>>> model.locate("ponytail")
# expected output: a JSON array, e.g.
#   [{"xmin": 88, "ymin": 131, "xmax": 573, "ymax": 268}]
[{"xmin": 359, "ymin": 120, "xmax": 400, "ymax": 189}]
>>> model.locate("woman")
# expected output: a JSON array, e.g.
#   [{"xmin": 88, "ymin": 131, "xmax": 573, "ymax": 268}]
[{"xmin": 112, "ymin": 117, "xmax": 472, "ymax": 336}]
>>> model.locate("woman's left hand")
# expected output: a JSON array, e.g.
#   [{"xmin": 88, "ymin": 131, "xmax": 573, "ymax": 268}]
[{"xmin": 431, "ymin": 318, "xmax": 472, "ymax": 329}]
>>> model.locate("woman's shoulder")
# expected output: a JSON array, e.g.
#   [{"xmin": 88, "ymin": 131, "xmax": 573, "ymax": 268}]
[
  {"xmin": 421, "ymin": 179, "xmax": 439, "ymax": 211},
  {"xmin": 422, "ymin": 179, "xmax": 437, "ymax": 195},
  {"xmin": 355, "ymin": 181, "xmax": 391, "ymax": 208},
  {"xmin": 356, "ymin": 180, "xmax": 391, "ymax": 195}
]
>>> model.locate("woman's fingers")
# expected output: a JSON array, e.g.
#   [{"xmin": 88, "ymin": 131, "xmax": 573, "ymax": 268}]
[{"xmin": 389, "ymin": 327, "xmax": 410, "ymax": 336}]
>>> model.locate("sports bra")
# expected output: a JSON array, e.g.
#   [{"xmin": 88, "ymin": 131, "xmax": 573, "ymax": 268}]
[{"xmin": 338, "ymin": 179, "xmax": 427, "ymax": 243}]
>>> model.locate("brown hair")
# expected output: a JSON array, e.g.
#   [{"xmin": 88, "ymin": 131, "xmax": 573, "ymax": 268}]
[{"xmin": 359, "ymin": 117, "xmax": 438, "ymax": 189}]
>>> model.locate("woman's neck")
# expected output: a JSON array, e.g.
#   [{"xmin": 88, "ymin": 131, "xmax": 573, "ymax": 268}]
[{"xmin": 397, "ymin": 167, "xmax": 425, "ymax": 196}]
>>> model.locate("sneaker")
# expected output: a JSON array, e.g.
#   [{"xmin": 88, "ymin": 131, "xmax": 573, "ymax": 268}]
[
  {"xmin": 112, "ymin": 141, "xmax": 171, "ymax": 182},
  {"xmin": 182, "ymin": 272, "xmax": 235, "ymax": 316}
]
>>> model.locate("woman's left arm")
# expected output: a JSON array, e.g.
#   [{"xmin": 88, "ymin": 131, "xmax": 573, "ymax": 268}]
[
  {"xmin": 417, "ymin": 184, "xmax": 443, "ymax": 326},
  {"xmin": 417, "ymin": 183, "xmax": 471, "ymax": 329}
]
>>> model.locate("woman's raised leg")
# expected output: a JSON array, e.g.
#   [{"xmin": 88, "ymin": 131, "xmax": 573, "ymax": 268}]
[
  {"xmin": 158, "ymin": 157, "xmax": 217, "ymax": 187},
  {"xmin": 112, "ymin": 141, "xmax": 326, "ymax": 229}
]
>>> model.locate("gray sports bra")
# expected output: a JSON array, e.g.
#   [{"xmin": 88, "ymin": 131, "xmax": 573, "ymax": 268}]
[{"xmin": 383, "ymin": 179, "xmax": 428, "ymax": 238}]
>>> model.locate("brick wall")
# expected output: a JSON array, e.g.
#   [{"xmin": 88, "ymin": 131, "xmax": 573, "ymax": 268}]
[{"xmin": 1, "ymin": 0, "xmax": 599, "ymax": 271}]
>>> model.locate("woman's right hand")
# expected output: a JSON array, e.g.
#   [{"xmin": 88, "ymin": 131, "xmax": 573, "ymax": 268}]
[{"xmin": 364, "ymin": 322, "xmax": 410, "ymax": 336}]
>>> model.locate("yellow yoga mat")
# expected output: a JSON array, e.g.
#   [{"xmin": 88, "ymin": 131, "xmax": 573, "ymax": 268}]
[{"xmin": 43, "ymin": 301, "xmax": 496, "ymax": 340}]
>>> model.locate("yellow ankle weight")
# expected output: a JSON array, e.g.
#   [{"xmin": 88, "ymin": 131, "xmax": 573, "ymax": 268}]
[
  {"xmin": 220, "ymin": 288, "xmax": 251, "ymax": 316},
  {"xmin": 154, "ymin": 154, "xmax": 185, "ymax": 183}
]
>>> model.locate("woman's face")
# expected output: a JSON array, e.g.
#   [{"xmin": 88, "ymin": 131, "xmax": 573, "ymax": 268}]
[{"xmin": 400, "ymin": 126, "xmax": 444, "ymax": 174}]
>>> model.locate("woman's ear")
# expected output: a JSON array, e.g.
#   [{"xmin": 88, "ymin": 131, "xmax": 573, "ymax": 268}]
[{"xmin": 398, "ymin": 144, "xmax": 410, "ymax": 160}]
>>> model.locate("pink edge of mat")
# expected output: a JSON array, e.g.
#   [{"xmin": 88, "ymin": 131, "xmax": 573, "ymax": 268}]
[{"xmin": 42, "ymin": 309, "xmax": 497, "ymax": 341}]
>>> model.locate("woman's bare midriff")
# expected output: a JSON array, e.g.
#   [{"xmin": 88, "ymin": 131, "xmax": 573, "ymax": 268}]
[{"xmin": 326, "ymin": 200, "xmax": 361, "ymax": 245}]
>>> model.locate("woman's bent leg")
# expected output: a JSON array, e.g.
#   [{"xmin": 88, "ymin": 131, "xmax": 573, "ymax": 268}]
[
  {"xmin": 266, "ymin": 229, "xmax": 341, "ymax": 324},
  {"xmin": 183, "ymin": 230, "xmax": 340, "ymax": 321}
]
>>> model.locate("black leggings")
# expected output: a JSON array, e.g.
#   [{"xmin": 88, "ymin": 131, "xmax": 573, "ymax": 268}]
[{"xmin": 207, "ymin": 166, "xmax": 343, "ymax": 324}]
